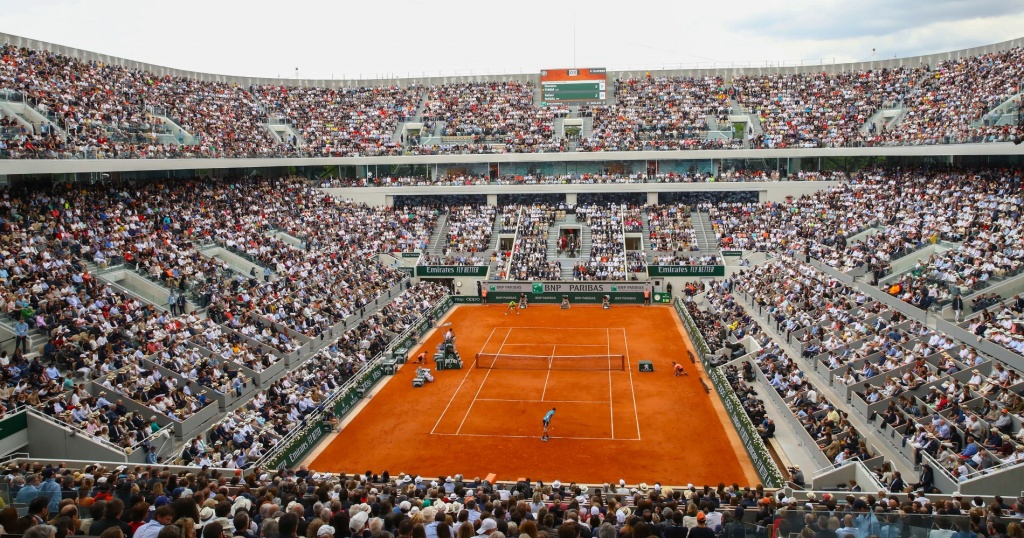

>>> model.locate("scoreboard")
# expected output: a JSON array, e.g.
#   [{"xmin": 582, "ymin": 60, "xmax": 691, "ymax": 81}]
[{"xmin": 540, "ymin": 68, "xmax": 607, "ymax": 104}]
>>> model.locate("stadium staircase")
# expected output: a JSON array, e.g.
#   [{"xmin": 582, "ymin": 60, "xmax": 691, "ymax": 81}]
[
  {"xmin": 427, "ymin": 212, "xmax": 451, "ymax": 256},
  {"xmin": 268, "ymin": 230, "xmax": 303, "ymax": 249},
  {"xmin": 86, "ymin": 257, "xmax": 205, "ymax": 315},
  {"xmin": 972, "ymin": 91, "xmax": 1022, "ymax": 128},
  {"xmin": 546, "ymin": 213, "xmax": 592, "ymax": 280},
  {"xmin": 0, "ymin": 316, "xmax": 48, "ymax": 357},
  {"xmin": 0, "ymin": 104, "xmax": 38, "ymax": 135},
  {"xmin": 581, "ymin": 116, "xmax": 594, "ymax": 139},
  {"xmin": 0, "ymin": 98, "xmax": 66, "ymax": 137},
  {"xmin": 728, "ymin": 98, "xmax": 761, "ymax": 146},
  {"xmin": 263, "ymin": 119, "xmax": 306, "ymax": 149},
  {"xmin": 860, "ymin": 106, "xmax": 903, "ymax": 137},
  {"xmin": 690, "ymin": 211, "xmax": 718, "ymax": 252},
  {"xmin": 640, "ymin": 213, "xmax": 655, "ymax": 264},
  {"xmin": 147, "ymin": 106, "xmax": 195, "ymax": 145},
  {"xmin": 487, "ymin": 214, "xmax": 502, "ymax": 252},
  {"xmin": 552, "ymin": 117, "xmax": 565, "ymax": 144},
  {"xmin": 704, "ymin": 113, "xmax": 722, "ymax": 131}
]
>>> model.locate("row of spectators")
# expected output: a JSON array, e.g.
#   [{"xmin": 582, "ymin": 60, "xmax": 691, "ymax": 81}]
[
  {"xmin": 726, "ymin": 256, "xmax": 1024, "ymax": 484},
  {"xmin": 441, "ymin": 206, "xmax": 497, "ymax": 255},
  {"xmin": 574, "ymin": 205, "xmax": 628, "ymax": 281},
  {"xmin": 254, "ymin": 85, "xmax": 418, "ymax": 157},
  {"xmin": 12, "ymin": 456, "xmax": 1024, "ymax": 538},
  {"xmin": 582, "ymin": 76, "xmax": 736, "ymax": 152},
  {"xmin": 688, "ymin": 275, "xmax": 876, "ymax": 471},
  {"xmin": 0, "ymin": 176, "xmax": 429, "ymax": 455},
  {"xmin": 4, "ymin": 42, "xmax": 1021, "ymax": 158},
  {"xmin": 198, "ymin": 282, "xmax": 447, "ymax": 469},
  {"xmin": 505, "ymin": 207, "xmax": 560, "ymax": 281}
]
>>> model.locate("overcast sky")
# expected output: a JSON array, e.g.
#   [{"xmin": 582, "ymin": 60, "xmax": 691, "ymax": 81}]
[{"xmin": 3, "ymin": 0, "xmax": 1024, "ymax": 80}]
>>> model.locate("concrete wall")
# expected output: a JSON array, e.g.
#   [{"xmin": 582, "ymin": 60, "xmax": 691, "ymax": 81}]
[
  {"xmin": 97, "ymin": 269, "xmax": 202, "ymax": 312},
  {"xmin": 810, "ymin": 460, "xmax": 884, "ymax": 492},
  {"xmin": 25, "ymin": 411, "xmax": 132, "ymax": 463}
]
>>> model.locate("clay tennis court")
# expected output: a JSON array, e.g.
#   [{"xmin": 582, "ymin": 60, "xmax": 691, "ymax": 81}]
[{"xmin": 307, "ymin": 304, "xmax": 758, "ymax": 486}]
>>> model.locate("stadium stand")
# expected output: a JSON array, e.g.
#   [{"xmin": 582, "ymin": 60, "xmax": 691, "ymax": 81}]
[
  {"xmin": 6, "ymin": 33, "xmax": 1024, "ymax": 518},
  {"xmin": 1, "ymin": 40, "xmax": 1022, "ymax": 157}
]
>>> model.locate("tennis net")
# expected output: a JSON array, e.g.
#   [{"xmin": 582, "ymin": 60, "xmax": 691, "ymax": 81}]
[{"xmin": 475, "ymin": 352, "xmax": 626, "ymax": 371}]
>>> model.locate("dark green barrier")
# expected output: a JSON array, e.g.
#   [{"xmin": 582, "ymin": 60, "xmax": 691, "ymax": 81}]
[
  {"xmin": 708, "ymin": 369, "xmax": 786, "ymax": 488},
  {"xmin": 269, "ymin": 421, "xmax": 332, "ymax": 470},
  {"xmin": 722, "ymin": 250, "xmax": 744, "ymax": 256},
  {"xmin": 648, "ymin": 265, "xmax": 725, "ymax": 277},
  {"xmin": 417, "ymin": 266, "xmax": 489, "ymax": 277},
  {"xmin": 0, "ymin": 411, "xmax": 26, "ymax": 441},
  {"xmin": 452, "ymin": 296, "xmax": 482, "ymax": 304},
  {"xmin": 673, "ymin": 298, "xmax": 712, "ymax": 364},
  {"xmin": 401, "ymin": 252, "xmax": 421, "ymax": 258},
  {"xmin": 488, "ymin": 292, "xmax": 646, "ymax": 304}
]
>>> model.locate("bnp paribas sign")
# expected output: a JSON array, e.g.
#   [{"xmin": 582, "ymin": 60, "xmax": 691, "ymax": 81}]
[{"xmin": 529, "ymin": 282, "xmax": 650, "ymax": 294}]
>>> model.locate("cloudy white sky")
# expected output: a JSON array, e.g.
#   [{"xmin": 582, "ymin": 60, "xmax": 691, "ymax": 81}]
[{"xmin": 3, "ymin": 0, "xmax": 1024, "ymax": 79}]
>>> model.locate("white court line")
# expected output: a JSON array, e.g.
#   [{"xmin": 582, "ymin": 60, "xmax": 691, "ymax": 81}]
[
  {"xmin": 622, "ymin": 328, "xmax": 641, "ymax": 440},
  {"xmin": 500, "ymin": 343, "xmax": 609, "ymax": 346},
  {"xmin": 540, "ymin": 344, "xmax": 555, "ymax": 401},
  {"xmin": 476, "ymin": 398, "xmax": 609, "ymax": 403},
  {"xmin": 431, "ymin": 326, "xmax": 497, "ymax": 435},
  {"xmin": 502, "ymin": 327, "xmax": 615, "ymax": 331},
  {"xmin": 430, "ymin": 432, "xmax": 638, "ymax": 441},
  {"xmin": 454, "ymin": 327, "xmax": 511, "ymax": 435},
  {"xmin": 607, "ymin": 328, "xmax": 614, "ymax": 440}
]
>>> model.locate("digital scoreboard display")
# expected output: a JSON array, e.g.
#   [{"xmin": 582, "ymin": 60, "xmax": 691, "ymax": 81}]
[{"xmin": 540, "ymin": 68, "xmax": 606, "ymax": 104}]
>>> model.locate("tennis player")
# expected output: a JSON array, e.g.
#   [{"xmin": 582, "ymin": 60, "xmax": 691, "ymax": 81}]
[
  {"xmin": 542, "ymin": 407, "xmax": 556, "ymax": 441},
  {"xmin": 505, "ymin": 300, "xmax": 519, "ymax": 315}
]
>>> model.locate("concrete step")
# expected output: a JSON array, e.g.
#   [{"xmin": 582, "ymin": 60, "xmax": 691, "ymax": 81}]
[{"xmin": 428, "ymin": 213, "xmax": 450, "ymax": 255}]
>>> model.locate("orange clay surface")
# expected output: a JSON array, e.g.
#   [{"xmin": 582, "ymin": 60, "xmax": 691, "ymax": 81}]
[{"xmin": 308, "ymin": 304, "xmax": 758, "ymax": 485}]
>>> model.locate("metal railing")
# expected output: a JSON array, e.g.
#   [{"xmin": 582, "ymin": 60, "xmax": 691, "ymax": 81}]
[{"xmin": 251, "ymin": 294, "xmax": 453, "ymax": 469}]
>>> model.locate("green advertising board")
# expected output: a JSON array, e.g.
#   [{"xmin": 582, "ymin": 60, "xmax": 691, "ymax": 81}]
[
  {"xmin": 722, "ymin": 250, "xmax": 744, "ymax": 256},
  {"xmin": 262, "ymin": 296, "xmax": 459, "ymax": 471},
  {"xmin": 270, "ymin": 420, "xmax": 332, "ymax": 470},
  {"xmin": 488, "ymin": 292, "xmax": 646, "ymax": 304},
  {"xmin": 486, "ymin": 282, "xmax": 650, "ymax": 294},
  {"xmin": 708, "ymin": 369, "xmax": 785, "ymax": 488},
  {"xmin": 673, "ymin": 298, "xmax": 712, "ymax": 363},
  {"xmin": 401, "ymin": 252, "xmax": 422, "ymax": 258},
  {"xmin": 416, "ymin": 266, "xmax": 489, "ymax": 277},
  {"xmin": 0, "ymin": 411, "xmax": 26, "ymax": 442},
  {"xmin": 648, "ymin": 265, "xmax": 725, "ymax": 277}
]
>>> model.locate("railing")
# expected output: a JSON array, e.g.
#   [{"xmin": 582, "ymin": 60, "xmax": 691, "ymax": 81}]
[
  {"xmin": 252, "ymin": 294, "xmax": 455, "ymax": 470},
  {"xmin": 618, "ymin": 205, "xmax": 628, "ymax": 278},
  {"xmin": 503, "ymin": 208, "xmax": 524, "ymax": 281},
  {"xmin": 673, "ymin": 297, "xmax": 712, "ymax": 362},
  {"xmin": 26, "ymin": 407, "xmax": 172, "ymax": 459}
]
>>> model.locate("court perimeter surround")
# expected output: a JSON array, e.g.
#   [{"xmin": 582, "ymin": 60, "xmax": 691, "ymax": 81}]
[{"xmin": 307, "ymin": 304, "xmax": 758, "ymax": 485}]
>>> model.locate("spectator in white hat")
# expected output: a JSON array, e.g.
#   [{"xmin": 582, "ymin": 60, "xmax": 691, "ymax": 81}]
[{"xmin": 477, "ymin": 519, "xmax": 497, "ymax": 536}]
